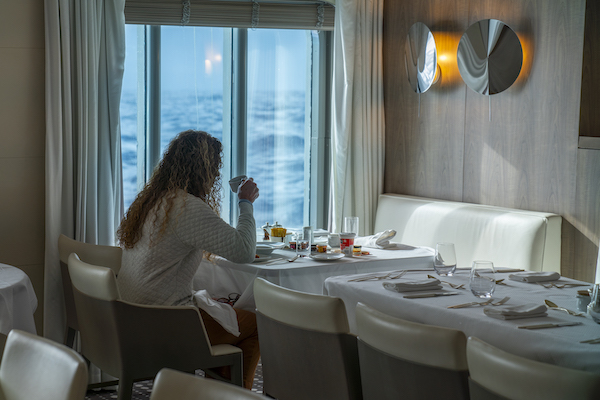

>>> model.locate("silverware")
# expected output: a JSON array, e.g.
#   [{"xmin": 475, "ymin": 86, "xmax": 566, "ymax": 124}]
[
  {"xmin": 288, "ymin": 254, "xmax": 300, "ymax": 262},
  {"xmin": 404, "ymin": 292, "xmax": 459, "ymax": 299},
  {"xmin": 537, "ymin": 282, "xmax": 590, "ymax": 289},
  {"xmin": 580, "ymin": 337, "xmax": 600, "ymax": 344},
  {"xmin": 518, "ymin": 322, "xmax": 583, "ymax": 330},
  {"xmin": 348, "ymin": 270, "xmax": 407, "ymax": 282},
  {"xmin": 447, "ymin": 296, "xmax": 510, "ymax": 309},
  {"xmin": 544, "ymin": 300, "xmax": 586, "ymax": 317},
  {"xmin": 427, "ymin": 275, "xmax": 465, "ymax": 289}
]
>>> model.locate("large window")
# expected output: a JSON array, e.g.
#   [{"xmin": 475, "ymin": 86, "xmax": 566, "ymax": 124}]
[{"xmin": 120, "ymin": 25, "xmax": 331, "ymax": 230}]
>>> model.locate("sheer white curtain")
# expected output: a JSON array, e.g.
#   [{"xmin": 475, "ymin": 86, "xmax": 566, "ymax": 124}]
[
  {"xmin": 329, "ymin": 0, "xmax": 384, "ymax": 236},
  {"xmin": 44, "ymin": 0, "xmax": 125, "ymax": 341}
]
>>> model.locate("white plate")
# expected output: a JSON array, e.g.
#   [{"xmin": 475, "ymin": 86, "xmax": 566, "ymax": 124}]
[
  {"xmin": 257, "ymin": 241, "xmax": 286, "ymax": 248},
  {"xmin": 253, "ymin": 255, "xmax": 272, "ymax": 263},
  {"xmin": 309, "ymin": 252, "xmax": 345, "ymax": 261}
]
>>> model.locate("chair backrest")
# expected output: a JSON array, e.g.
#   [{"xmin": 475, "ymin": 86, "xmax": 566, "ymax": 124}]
[
  {"xmin": 150, "ymin": 368, "xmax": 263, "ymax": 400},
  {"xmin": 466, "ymin": 336, "xmax": 600, "ymax": 400},
  {"xmin": 67, "ymin": 253, "xmax": 218, "ymax": 386},
  {"xmin": 68, "ymin": 252, "xmax": 123, "ymax": 378},
  {"xmin": 253, "ymin": 277, "xmax": 362, "ymax": 400},
  {"xmin": 57, "ymin": 234, "xmax": 123, "ymax": 335},
  {"xmin": 355, "ymin": 302, "xmax": 469, "ymax": 400},
  {"xmin": 0, "ymin": 330, "xmax": 88, "ymax": 400}
]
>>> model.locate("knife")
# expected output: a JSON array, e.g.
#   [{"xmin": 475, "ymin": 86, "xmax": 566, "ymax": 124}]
[
  {"xmin": 403, "ymin": 292, "xmax": 459, "ymax": 299},
  {"xmin": 518, "ymin": 322, "xmax": 583, "ymax": 330}
]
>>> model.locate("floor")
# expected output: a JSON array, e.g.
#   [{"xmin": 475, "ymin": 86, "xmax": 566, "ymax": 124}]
[{"xmin": 84, "ymin": 363, "xmax": 265, "ymax": 399}]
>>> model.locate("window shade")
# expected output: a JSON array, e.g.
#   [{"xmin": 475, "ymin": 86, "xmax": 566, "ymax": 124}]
[{"xmin": 125, "ymin": 0, "xmax": 335, "ymax": 30}]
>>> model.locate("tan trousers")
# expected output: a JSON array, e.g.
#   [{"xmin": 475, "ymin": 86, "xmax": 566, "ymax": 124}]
[{"xmin": 200, "ymin": 308, "xmax": 260, "ymax": 390}]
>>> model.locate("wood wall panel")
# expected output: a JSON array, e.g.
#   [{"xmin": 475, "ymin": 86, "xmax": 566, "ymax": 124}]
[
  {"xmin": 383, "ymin": 0, "xmax": 599, "ymax": 281},
  {"xmin": 383, "ymin": 0, "xmax": 468, "ymax": 202}
]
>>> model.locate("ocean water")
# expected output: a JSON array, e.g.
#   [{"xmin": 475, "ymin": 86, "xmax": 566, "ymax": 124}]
[{"xmin": 120, "ymin": 90, "xmax": 308, "ymax": 229}]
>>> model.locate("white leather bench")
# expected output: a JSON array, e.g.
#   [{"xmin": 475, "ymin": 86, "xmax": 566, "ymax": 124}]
[{"xmin": 373, "ymin": 194, "xmax": 562, "ymax": 272}]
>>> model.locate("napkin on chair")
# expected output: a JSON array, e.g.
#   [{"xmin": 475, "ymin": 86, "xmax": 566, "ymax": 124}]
[
  {"xmin": 354, "ymin": 230, "xmax": 416, "ymax": 250},
  {"xmin": 383, "ymin": 279, "xmax": 443, "ymax": 293},
  {"xmin": 508, "ymin": 271, "xmax": 561, "ymax": 283},
  {"xmin": 484, "ymin": 303, "xmax": 548, "ymax": 320}
]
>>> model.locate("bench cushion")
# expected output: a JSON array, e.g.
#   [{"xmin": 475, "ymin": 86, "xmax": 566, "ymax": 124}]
[{"xmin": 374, "ymin": 194, "xmax": 561, "ymax": 272}]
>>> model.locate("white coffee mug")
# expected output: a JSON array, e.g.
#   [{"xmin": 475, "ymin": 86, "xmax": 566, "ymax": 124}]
[{"xmin": 229, "ymin": 175, "xmax": 247, "ymax": 192}]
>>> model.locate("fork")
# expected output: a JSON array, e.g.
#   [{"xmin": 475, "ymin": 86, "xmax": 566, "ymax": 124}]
[
  {"xmin": 348, "ymin": 270, "xmax": 407, "ymax": 282},
  {"xmin": 427, "ymin": 275, "xmax": 465, "ymax": 289},
  {"xmin": 448, "ymin": 296, "xmax": 510, "ymax": 309}
]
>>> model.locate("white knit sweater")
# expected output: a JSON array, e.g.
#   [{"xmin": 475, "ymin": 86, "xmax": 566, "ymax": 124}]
[{"xmin": 118, "ymin": 191, "xmax": 256, "ymax": 309}]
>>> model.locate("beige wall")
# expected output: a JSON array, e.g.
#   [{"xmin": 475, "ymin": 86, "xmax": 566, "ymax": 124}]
[
  {"xmin": 383, "ymin": 0, "xmax": 599, "ymax": 282},
  {"xmin": 0, "ymin": 0, "xmax": 46, "ymax": 334}
]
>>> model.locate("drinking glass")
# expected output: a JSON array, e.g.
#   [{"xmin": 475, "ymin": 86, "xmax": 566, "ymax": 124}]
[
  {"xmin": 343, "ymin": 216, "xmax": 359, "ymax": 236},
  {"xmin": 433, "ymin": 243, "xmax": 457, "ymax": 276},
  {"xmin": 296, "ymin": 226, "xmax": 312, "ymax": 257},
  {"xmin": 469, "ymin": 260, "xmax": 496, "ymax": 299}
]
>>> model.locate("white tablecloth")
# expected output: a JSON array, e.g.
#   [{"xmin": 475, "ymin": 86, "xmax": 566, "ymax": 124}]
[
  {"xmin": 0, "ymin": 264, "xmax": 38, "ymax": 335},
  {"xmin": 193, "ymin": 247, "xmax": 434, "ymax": 311},
  {"xmin": 324, "ymin": 269, "xmax": 600, "ymax": 373}
]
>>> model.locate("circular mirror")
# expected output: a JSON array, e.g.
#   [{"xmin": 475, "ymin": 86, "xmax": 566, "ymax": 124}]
[
  {"xmin": 405, "ymin": 22, "xmax": 437, "ymax": 93},
  {"xmin": 457, "ymin": 19, "xmax": 523, "ymax": 95}
]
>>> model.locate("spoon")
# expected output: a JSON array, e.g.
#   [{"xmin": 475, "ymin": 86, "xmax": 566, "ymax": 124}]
[
  {"xmin": 544, "ymin": 299, "xmax": 585, "ymax": 317},
  {"xmin": 288, "ymin": 254, "xmax": 300, "ymax": 262}
]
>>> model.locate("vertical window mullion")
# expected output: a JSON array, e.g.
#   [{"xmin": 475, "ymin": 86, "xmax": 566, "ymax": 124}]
[
  {"xmin": 309, "ymin": 30, "xmax": 332, "ymax": 230},
  {"xmin": 146, "ymin": 25, "xmax": 161, "ymax": 178},
  {"xmin": 229, "ymin": 28, "xmax": 248, "ymax": 224}
]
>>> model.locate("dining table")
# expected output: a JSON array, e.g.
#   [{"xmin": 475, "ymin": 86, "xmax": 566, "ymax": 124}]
[
  {"xmin": 0, "ymin": 263, "xmax": 38, "ymax": 335},
  {"xmin": 193, "ymin": 246, "xmax": 435, "ymax": 311},
  {"xmin": 324, "ymin": 268, "xmax": 600, "ymax": 374}
]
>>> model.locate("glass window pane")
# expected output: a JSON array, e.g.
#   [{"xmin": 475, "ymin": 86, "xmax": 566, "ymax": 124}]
[
  {"xmin": 121, "ymin": 24, "xmax": 141, "ymax": 210},
  {"xmin": 160, "ymin": 26, "xmax": 225, "ymax": 151},
  {"xmin": 246, "ymin": 29, "xmax": 310, "ymax": 230}
]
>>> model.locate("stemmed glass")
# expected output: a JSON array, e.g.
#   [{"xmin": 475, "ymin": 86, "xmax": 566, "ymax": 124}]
[
  {"xmin": 433, "ymin": 243, "xmax": 457, "ymax": 276},
  {"xmin": 469, "ymin": 260, "xmax": 496, "ymax": 299}
]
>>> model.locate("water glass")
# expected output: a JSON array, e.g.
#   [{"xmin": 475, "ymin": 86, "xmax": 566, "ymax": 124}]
[
  {"xmin": 343, "ymin": 216, "xmax": 359, "ymax": 236},
  {"xmin": 433, "ymin": 243, "xmax": 457, "ymax": 276},
  {"xmin": 469, "ymin": 260, "xmax": 496, "ymax": 299},
  {"xmin": 296, "ymin": 226, "xmax": 312, "ymax": 257}
]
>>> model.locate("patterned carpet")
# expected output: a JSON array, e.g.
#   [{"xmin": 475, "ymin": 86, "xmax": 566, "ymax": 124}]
[{"xmin": 84, "ymin": 363, "xmax": 265, "ymax": 399}]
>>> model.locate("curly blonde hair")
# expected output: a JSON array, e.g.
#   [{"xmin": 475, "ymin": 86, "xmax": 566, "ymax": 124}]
[{"xmin": 118, "ymin": 130, "xmax": 223, "ymax": 249}]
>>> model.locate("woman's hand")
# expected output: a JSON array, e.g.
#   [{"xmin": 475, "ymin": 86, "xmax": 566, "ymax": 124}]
[{"xmin": 238, "ymin": 177, "xmax": 259, "ymax": 203}]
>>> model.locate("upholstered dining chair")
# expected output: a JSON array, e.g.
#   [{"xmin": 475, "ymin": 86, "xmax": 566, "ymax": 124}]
[
  {"xmin": 0, "ymin": 329, "xmax": 88, "ymax": 400},
  {"xmin": 68, "ymin": 253, "xmax": 243, "ymax": 400},
  {"xmin": 58, "ymin": 234, "xmax": 123, "ymax": 348},
  {"xmin": 466, "ymin": 336, "xmax": 600, "ymax": 400},
  {"xmin": 150, "ymin": 368, "xmax": 265, "ymax": 400},
  {"xmin": 253, "ymin": 277, "xmax": 362, "ymax": 400},
  {"xmin": 355, "ymin": 302, "xmax": 469, "ymax": 400}
]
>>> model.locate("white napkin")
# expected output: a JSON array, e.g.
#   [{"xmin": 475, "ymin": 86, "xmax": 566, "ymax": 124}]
[
  {"xmin": 508, "ymin": 271, "xmax": 561, "ymax": 283},
  {"xmin": 354, "ymin": 230, "xmax": 416, "ymax": 250},
  {"xmin": 383, "ymin": 279, "xmax": 443, "ymax": 293},
  {"xmin": 193, "ymin": 290, "xmax": 240, "ymax": 336},
  {"xmin": 484, "ymin": 303, "xmax": 548, "ymax": 320}
]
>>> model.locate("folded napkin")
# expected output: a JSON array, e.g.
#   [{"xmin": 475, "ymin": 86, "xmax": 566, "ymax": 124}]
[
  {"xmin": 383, "ymin": 279, "xmax": 443, "ymax": 293},
  {"xmin": 484, "ymin": 303, "xmax": 548, "ymax": 320},
  {"xmin": 508, "ymin": 271, "xmax": 561, "ymax": 283},
  {"xmin": 354, "ymin": 230, "xmax": 416, "ymax": 250}
]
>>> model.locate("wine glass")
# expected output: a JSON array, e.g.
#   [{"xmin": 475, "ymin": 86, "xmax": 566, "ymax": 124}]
[
  {"xmin": 433, "ymin": 243, "xmax": 457, "ymax": 276},
  {"xmin": 469, "ymin": 260, "xmax": 496, "ymax": 299}
]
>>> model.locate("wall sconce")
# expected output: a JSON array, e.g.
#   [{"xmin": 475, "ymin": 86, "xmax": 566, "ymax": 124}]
[
  {"xmin": 457, "ymin": 19, "xmax": 523, "ymax": 95},
  {"xmin": 405, "ymin": 22, "xmax": 438, "ymax": 94}
]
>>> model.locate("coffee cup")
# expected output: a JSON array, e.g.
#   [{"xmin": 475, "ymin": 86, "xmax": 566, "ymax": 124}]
[{"xmin": 229, "ymin": 175, "xmax": 247, "ymax": 192}]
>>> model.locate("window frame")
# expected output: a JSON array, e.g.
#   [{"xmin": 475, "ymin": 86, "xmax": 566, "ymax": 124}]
[{"xmin": 130, "ymin": 25, "xmax": 332, "ymax": 229}]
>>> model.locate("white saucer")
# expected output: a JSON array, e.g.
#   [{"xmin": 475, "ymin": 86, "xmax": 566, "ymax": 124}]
[
  {"xmin": 253, "ymin": 255, "xmax": 272, "ymax": 263},
  {"xmin": 309, "ymin": 253, "xmax": 344, "ymax": 261}
]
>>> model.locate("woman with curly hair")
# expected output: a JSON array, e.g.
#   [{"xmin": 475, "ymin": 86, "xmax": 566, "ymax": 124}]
[{"xmin": 117, "ymin": 130, "xmax": 260, "ymax": 389}]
